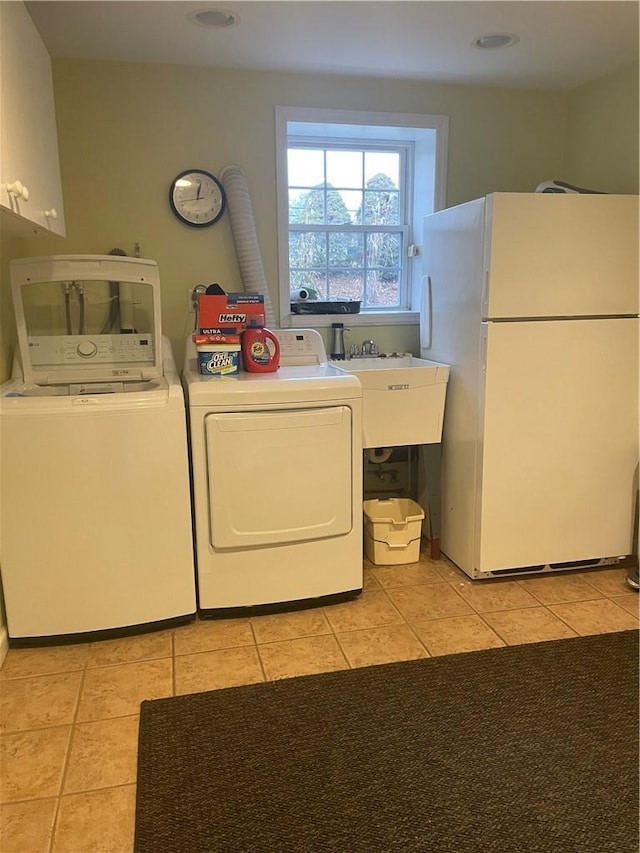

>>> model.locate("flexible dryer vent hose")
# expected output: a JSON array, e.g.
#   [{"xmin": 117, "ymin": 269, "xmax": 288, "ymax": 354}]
[{"xmin": 219, "ymin": 165, "xmax": 276, "ymax": 327}]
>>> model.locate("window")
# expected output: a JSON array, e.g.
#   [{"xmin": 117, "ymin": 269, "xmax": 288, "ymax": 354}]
[
  {"xmin": 288, "ymin": 145, "xmax": 407, "ymax": 310},
  {"xmin": 275, "ymin": 107, "xmax": 448, "ymax": 327}
]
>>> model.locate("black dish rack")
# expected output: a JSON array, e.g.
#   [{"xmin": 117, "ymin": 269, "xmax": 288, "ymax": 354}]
[{"xmin": 290, "ymin": 300, "xmax": 361, "ymax": 315}]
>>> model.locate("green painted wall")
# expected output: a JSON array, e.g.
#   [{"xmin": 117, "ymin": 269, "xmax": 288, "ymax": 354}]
[{"xmin": 565, "ymin": 64, "xmax": 639, "ymax": 194}]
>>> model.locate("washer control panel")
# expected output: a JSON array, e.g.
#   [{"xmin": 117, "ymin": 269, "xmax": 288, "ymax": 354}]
[{"xmin": 28, "ymin": 334, "xmax": 155, "ymax": 366}]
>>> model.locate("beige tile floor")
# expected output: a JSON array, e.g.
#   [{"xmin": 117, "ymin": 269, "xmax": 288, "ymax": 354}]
[{"xmin": 1, "ymin": 554, "xmax": 637, "ymax": 852}]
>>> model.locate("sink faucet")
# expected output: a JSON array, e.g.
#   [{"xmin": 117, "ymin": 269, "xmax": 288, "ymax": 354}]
[{"xmin": 361, "ymin": 339, "xmax": 378, "ymax": 357}]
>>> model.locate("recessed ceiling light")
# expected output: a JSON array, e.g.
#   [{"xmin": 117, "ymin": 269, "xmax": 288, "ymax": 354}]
[
  {"xmin": 188, "ymin": 8, "xmax": 240, "ymax": 29},
  {"xmin": 473, "ymin": 33, "xmax": 519, "ymax": 50}
]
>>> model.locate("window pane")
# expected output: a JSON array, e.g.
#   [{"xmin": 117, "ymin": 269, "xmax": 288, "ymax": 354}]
[
  {"xmin": 289, "ymin": 189, "xmax": 325, "ymax": 225},
  {"xmin": 364, "ymin": 151, "xmax": 399, "ymax": 185},
  {"xmin": 288, "ymin": 149, "xmax": 324, "ymax": 187},
  {"xmin": 289, "ymin": 231, "xmax": 326, "ymax": 269},
  {"xmin": 328, "ymin": 271, "xmax": 364, "ymax": 301},
  {"xmin": 325, "ymin": 188, "xmax": 351, "ymax": 225},
  {"xmin": 328, "ymin": 232, "xmax": 364, "ymax": 268},
  {"xmin": 341, "ymin": 190, "xmax": 363, "ymax": 224},
  {"xmin": 364, "ymin": 186, "xmax": 400, "ymax": 225},
  {"xmin": 365, "ymin": 270, "xmax": 400, "ymax": 308},
  {"xmin": 366, "ymin": 232, "xmax": 401, "ymax": 268},
  {"xmin": 326, "ymin": 150, "xmax": 362, "ymax": 190}
]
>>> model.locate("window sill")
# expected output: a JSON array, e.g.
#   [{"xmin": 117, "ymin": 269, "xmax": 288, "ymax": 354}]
[{"xmin": 282, "ymin": 311, "xmax": 419, "ymax": 328}]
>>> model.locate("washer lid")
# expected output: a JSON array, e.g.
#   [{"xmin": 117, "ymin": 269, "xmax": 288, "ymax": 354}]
[
  {"xmin": 0, "ymin": 375, "xmax": 173, "ymax": 413},
  {"xmin": 11, "ymin": 255, "xmax": 163, "ymax": 385}
]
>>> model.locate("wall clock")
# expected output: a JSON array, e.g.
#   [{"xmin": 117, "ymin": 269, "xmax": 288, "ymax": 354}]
[{"xmin": 169, "ymin": 169, "xmax": 226, "ymax": 227}]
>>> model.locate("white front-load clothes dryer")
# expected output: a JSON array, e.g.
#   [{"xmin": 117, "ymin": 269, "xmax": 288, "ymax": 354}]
[
  {"xmin": 0, "ymin": 255, "xmax": 196, "ymax": 645},
  {"xmin": 182, "ymin": 329, "xmax": 363, "ymax": 615}
]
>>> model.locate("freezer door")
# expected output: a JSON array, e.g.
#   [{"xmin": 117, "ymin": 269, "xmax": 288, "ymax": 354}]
[
  {"xmin": 205, "ymin": 406, "xmax": 353, "ymax": 548},
  {"xmin": 476, "ymin": 317, "xmax": 638, "ymax": 572},
  {"xmin": 483, "ymin": 193, "xmax": 639, "ymax": 319},
  {"xmin": 422, "ymin": 197, "xmax": 486, "ymax": 365}
]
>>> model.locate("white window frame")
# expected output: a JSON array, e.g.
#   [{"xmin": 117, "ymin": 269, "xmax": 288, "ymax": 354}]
[{"xmin": 275, "ymin": 106, "xmax": 449, "ymax": 328}]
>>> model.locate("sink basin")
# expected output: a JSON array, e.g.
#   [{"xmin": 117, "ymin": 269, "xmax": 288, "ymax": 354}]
[
  {"xmin": 331, "ymin": 356, "xmax": 450, "ymax": 448},
  {"xmin": 333, "ymin": 355, "xmax": 423, "ymax": 371}
]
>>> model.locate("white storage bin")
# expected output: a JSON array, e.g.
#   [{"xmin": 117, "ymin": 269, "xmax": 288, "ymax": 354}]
[{"xmin": 363, "ymin": 498, "xmax": 425, "ymax": 565}]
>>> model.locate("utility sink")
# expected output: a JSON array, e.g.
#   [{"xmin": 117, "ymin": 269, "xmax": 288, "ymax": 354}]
[{"xmin": 331, "ymin": 356, "xmax": 450, "ymax": 449}]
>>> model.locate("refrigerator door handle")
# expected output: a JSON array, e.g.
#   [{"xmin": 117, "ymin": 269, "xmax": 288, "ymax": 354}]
[
  {"xmin": 480, "ymin": 326, "xmax": 488, "ymax": 371},
  {"xmin": 482, "ymin": 269, "xmax": 489, "ymax": 316},
  {"xmin": 420, "ymin": 275, "xmax": 432, "ymax": 350}
]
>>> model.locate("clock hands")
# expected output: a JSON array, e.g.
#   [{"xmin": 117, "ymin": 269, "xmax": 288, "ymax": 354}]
[{"xmin": 179, "ymin": 191, "xmax": 216, "ymax": 203}]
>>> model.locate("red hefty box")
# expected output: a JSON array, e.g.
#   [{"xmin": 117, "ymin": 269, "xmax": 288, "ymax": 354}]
[{"xmin": 198, "ymin": 293, "xmax": 264, "ymax": 333}]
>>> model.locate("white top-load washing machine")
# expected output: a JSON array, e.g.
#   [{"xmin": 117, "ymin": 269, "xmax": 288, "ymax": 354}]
[
  {"xmin": 183, "ymin": 329, "xmax": 363, "ymax": 616},
  {"xmin": 0, "ymin": 255, "xmax": 196, "ymax": 645}
]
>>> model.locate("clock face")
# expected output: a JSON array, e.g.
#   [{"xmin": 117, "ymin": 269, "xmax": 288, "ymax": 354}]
[{"xmin": 169, "ymin": 169, "xmax": 225, "ymax": 227}]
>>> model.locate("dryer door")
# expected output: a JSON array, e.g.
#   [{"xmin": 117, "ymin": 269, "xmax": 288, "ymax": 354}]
[{"xmin": 205, "ymin": 406, "xmax": 353, "ymax": 549}]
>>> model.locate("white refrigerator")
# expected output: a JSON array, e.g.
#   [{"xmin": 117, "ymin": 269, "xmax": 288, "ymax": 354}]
[{"xmin": 421, "ymin": 192, "xmax": 639, "ymax": 579}]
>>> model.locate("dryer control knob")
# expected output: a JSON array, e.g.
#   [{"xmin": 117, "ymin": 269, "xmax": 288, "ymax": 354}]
[{"xmin": 77, "ymin": 341, "xmax": 98, "ymax": 358}]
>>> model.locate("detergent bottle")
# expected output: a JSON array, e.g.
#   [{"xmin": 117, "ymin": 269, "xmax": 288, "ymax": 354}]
[{"xmin": 241, "ymin": 315, "xmax": 280, "ymax": 373}]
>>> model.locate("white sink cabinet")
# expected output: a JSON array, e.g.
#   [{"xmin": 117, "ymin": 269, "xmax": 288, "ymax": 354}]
[
  {"xmin": 333, "ymin": 355, "xmax": 450, "ymax": 559},
  {"xmin": 333, "ymin": 356, "xmax": 450, "ymax": 449}
]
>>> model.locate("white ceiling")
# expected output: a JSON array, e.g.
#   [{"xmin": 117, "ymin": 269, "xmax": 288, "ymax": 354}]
[{"xmin": 25, "ymin": 1, "xmax": 639, "ymax": 93}]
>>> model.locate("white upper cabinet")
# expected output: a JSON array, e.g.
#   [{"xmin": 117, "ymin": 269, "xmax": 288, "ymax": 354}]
[{"xmin": 1, "ymin": 2, "xmax": 65, "ymax": 236}]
